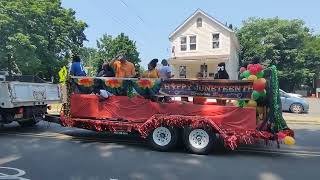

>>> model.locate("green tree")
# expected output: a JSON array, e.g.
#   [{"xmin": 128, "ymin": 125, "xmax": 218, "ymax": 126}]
[
  {"xmin": 237, "ymin": 17, "xmax": 315, "ymax": 91},
  {"xmin": 95, "ymin": 33, "xmax": 141, "ymax": 71},
  {"xmin": 0, "ymin": 0, "xmax": 87, "ymax": 80},
  {"xmin": 303, "ymin": 36, "xmax": 320, "ymax": 90},
  {"xmin": 78, "ymin": 47, "xmax": 99, "ymax": 76}
]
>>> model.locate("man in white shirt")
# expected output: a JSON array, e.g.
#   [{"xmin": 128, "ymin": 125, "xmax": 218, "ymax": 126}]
[
  {"xmin": 158, "ymin": 59, "xmax": 173, "ymax": 79},
  {"xmin": 158, "ymin": 59, "xmax": 173, "ymax": 102}
]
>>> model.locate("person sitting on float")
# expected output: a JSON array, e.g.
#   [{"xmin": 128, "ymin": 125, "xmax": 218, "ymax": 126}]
[
  {"xmin": 93, "ymin": 62, "xmax": 115, "ymax": 100},
  {"xmin": 97, "ymin": 62, "xmax": 115, "ymax": 77},
  {"xmin": 142, "ymin": 59, "xmax": 160, "ymax": 78}
]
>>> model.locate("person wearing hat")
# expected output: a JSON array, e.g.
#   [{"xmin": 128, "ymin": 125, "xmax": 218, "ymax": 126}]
[{"xmin": 110, "ymin": 55, "xmax": 136, "ymax": 78}]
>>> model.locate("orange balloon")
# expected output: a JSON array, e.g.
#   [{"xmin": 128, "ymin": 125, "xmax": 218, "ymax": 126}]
[{"xmin": 256, "ymin": 78, "xmax": 266, "ymax": 84}]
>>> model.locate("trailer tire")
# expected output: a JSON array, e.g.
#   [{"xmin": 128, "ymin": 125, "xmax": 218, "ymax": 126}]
[
  {"xmin": 148, "ymin": 126, "xmax": 179, "ymax": 152},
  {"xmin": 183, "ymin": 127, "xmax": 215, "ymax": 155}
]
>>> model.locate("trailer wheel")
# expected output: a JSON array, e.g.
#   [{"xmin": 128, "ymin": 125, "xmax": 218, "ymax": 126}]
[
  {"xmin": 148, "ymin": 126, "xmax": 179, "ymax": 151},
  {"xmin": 183, "ymin": 127, "xmax": 215, "ymax": 155}
]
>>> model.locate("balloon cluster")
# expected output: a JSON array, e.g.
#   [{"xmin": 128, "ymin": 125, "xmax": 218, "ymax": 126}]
[
  {"xmin": 277, "ymin": 132, "xmax": 296, "ymax": 146},
  {"xmin": 239, "ymin": 64, "xmax": 267, "ymax": 107}
]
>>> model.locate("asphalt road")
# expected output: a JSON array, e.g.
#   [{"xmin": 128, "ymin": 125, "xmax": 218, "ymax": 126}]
[{"xmin": 1, "ymin": 122, "xmax": 320, "ymax": 180}]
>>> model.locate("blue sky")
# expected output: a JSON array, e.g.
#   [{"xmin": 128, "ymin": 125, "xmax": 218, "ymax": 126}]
[{"xmin": 62, "ymin": 0, "xmax": 320, "ymax": 67}]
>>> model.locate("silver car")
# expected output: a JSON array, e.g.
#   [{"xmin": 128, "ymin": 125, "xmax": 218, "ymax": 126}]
[{"xmin": 280, "ymin": 89, "xmax": 309, "ymax": 113}]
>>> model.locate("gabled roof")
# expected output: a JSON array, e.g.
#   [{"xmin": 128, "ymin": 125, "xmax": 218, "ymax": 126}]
[{"xmin": 169, "ymin": 9, "xmax": 234, "ymax": 39}]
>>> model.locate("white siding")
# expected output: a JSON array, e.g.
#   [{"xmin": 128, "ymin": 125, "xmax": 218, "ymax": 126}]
[
  {"xmin": 168, "ymin": 10, "xmax": 240, "ymax": 79},
  {"xmin": 170, "ymin": 14, "xmax": 231, "ymax": 58},
  {"xmin": 228, "ymin": 42, "xmax": 239, "ymax": 80}
]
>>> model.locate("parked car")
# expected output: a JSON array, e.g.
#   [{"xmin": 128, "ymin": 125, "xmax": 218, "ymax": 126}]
[
  {"xmin": 280, "ymin": 89, "xmax": 309, "ymax": 113},
  {"xmin": 280, "ymin": 89, "xmax": 303, "ymax": 98}
]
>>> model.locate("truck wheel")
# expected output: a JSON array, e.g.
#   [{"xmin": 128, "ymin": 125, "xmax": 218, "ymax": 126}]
[
  {"xmin": 18, "ymin": 107, "xmax": 44, "ymax": 127},
  {"xmin": 183, "ymin": 127, "xmax": 215, "ymax": 155},
  {"xmin": 148, "ymin": 126, "xmax": 179, "ymax": 152}
]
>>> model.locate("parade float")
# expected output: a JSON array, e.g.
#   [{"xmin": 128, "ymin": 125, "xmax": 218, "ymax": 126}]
[{"xmin": 53, "ymin": 64, "xmax": 295, "ymax": 155}]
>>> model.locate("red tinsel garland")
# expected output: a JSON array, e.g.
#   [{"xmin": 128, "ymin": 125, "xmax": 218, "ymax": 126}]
[{"xmin": 60, "ymin": 114, "xmax": 276, "ymax": 150}]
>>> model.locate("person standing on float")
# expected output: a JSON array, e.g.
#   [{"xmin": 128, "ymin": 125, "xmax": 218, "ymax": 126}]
[
  {"xmin": 69, "ymin": 55, "xmax": 87, "ymax": 76},
  {"xmin": 214, "ymin": 62, "xmax": 230, "ymax": 105},
  {"xmin": 110, "ymin": 55, "xmax": 136, "ymax": 78}
]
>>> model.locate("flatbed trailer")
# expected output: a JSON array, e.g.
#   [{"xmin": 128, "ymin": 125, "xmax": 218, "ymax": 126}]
[{"xmin": 48, "ymin": 66, "xmax": 294, "ymax": 155}]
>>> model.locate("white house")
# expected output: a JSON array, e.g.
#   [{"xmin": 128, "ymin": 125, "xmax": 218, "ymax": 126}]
[{"xmin": 168, "ymin": 9, "xmax": 240, "ymax": 79}]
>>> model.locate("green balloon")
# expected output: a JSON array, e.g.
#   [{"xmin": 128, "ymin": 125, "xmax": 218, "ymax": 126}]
[
  {"xmin": 252, "ymin": 90, "xmax": 260, "ymax": 100},
  {"xmin": 259, "ymin": 90, "xmax": 267, "ymax": 98},
  {"xmin": 237, "ymin": 100, "xmax": 246, "ymax": 108},
  {"xmin": 243, "ymin": 70, "xmax": 251, "ymax": 78},
  {"xmin": 256, "ymin": 71, "xmax": 264, "ymax": 78},
  {"xmin": 240, "ymin": 73, "xmax": 245, "ymax": 79}
]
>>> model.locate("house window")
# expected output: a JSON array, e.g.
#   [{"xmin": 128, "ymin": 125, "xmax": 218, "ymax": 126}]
[
  {"xmin": 179, "ymin": 66, "xmax": 186, "ymax": 78},
  {"xmin": 197, "ymin": 18, "xmax": 202, "ymax": 27},
  {"xmin": 212, "ymin": 33, "xmax": 220, "ymax": 49},
  {"xmin": 189, "ymin": 36, "xmax": 197, "ymax": 50},
  {"xmin": 180, "ymin": 36, "xmax": 187, "ymax": 51}
]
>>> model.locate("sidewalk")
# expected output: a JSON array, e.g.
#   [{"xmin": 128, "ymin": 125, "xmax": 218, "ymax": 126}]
[{"xmin": 284, "ymin": 114, "xmax": 320, "ymax": 125}]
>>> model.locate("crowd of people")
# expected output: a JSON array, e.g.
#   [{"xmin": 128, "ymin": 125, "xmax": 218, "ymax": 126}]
[
  {"xmin": 69, "ymin": 54, "xmax": 173, "ymax": 80},
  {"xmin": 69, "ymin": 54, "xmax": 230, "ymax": 103}
]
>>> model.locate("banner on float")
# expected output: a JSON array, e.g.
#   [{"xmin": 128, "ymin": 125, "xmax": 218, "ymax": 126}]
[{"xmin": 159, "ymin": 79, "xmax": 254, "ymax": 99}]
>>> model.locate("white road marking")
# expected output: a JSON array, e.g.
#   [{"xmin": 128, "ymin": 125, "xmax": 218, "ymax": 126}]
[{"xmin": 0, "ymin": 167, "xmax": 30, "ymax": 180}]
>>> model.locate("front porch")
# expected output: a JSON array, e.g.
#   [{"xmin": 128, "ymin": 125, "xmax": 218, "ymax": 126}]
[{"xmin": 168, "ymin": 55, "xmax": 230, "ymax": 79}]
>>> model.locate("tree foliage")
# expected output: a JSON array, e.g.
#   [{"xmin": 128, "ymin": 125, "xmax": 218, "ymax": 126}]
[
  {"xmin": 0, "ymin": 0, "xmax": 87, "ymax": 80},
  {"xmin": 80, "ymin": 33, "xmax": 141, "ymax": 75},
  {"xmin": 237, "ymin": 17, "xmax": 320, "ymax": 91}
]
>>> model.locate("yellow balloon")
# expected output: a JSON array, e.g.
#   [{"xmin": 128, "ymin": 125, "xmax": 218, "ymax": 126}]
[
  {"xmin": 247, "ymin": 100, "xmax": 257, "ymax": 107},
  {"xmin": 248, "ymin": 75, "xmax": 258, "ymax": 81},
  {"xmin": 284, "ymin": 136, "xmax": 295, "ymax": 146}
]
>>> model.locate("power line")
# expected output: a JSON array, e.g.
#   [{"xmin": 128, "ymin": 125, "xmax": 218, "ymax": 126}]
[
  {"xmin": 118, "ymin": 0, "xmax": 146, "ymax": 25},
  {"xmin": 104, "ymin": 9, "xmax": 146, "ymax": 47}
]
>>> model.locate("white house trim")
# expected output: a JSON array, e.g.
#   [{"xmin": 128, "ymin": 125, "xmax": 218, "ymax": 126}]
[{"xmin": 169, "ymin": 9, "xmax": 234, "ymax": 39}]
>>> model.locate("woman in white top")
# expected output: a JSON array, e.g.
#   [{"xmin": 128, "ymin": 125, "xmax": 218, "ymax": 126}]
[{"xmin": 158, "ymin": 59, "xmax": 173, "ymax": 79}]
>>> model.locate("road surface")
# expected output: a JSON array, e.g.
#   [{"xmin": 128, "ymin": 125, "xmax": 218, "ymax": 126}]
[{"xmin": 0, "ymin": 122, "xmax": 320, "ymax": 180}]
